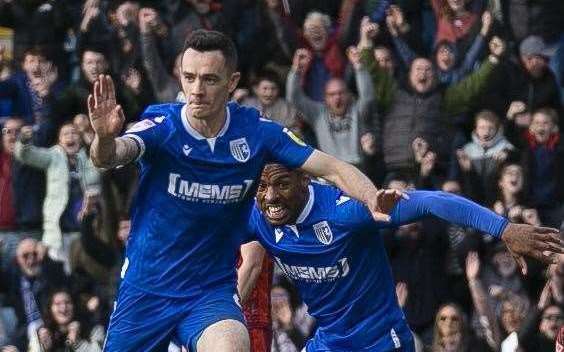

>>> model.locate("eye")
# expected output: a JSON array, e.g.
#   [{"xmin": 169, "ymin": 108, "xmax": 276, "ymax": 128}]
[
  {"xmin": 257, "ymin": 182, "xmax": 267, "ymax": 192},
  {"xmin": 205, "ymin": 77, "xmax": 219, "ymax": 85},
  {"xmin": 183, "ymin": 74, "xmax": 195, "ymax": 83},
  {"xmin": 278, "ymin": 182, "xmax": 290, "ymax": 190}
]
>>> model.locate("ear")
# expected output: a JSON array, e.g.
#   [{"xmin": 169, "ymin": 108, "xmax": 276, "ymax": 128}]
[{"xmin": 228, "ymin": 72, "xmax": 241, "ymax": 93}]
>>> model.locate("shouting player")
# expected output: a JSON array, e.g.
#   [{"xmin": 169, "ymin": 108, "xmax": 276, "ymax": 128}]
[
  {"xmin": 89, "ymin": 30, "xmax": 397, "ymax": 351},
  {"xmin": 246, "ymin": 164, "xmax": 564, "ymax": 351}
]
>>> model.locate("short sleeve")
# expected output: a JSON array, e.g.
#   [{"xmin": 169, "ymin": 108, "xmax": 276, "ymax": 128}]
[
  {"xmin": 122, "ymin": 107, "xmax": 170, "ymax": 161},
  {"xmin": 242, "ymin": 206, "xmax": 261, "ymax": 244},
  {"xmin": 260, "ymin": 119, "xmax": 314, "ymax": 168}
]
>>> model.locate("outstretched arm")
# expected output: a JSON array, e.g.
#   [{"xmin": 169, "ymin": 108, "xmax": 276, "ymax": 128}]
[
  {"xmin": 387, "ymin": 191, "xmax": 564, "ymax": 270},
  {"xmin": 89, "ymin": 75, "xmax": 140, "ymax": 168}
]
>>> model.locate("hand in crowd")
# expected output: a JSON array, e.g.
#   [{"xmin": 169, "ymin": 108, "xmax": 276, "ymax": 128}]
[
  {"xmin": 359, "ymin": 17, "xmax": 379, "ymax": 49},
  {"xmin": 507, "ymin": 205, "xmax": 524, "ymax": 222},
  {"xmin": 87, "ymin": 75, "xmax": 125, "ymax": 140},
  {"xmin": 138, "ymin": 7, "xmax": 158, "ymax": 34},
  {"xmin": 522, "ymin": 208, "xmax": 541, "ymax": 226},
  {"xmin": 456, "ymin": 149, "xmax": 472, "ymax": 172},
  {"xmin": 412, "ymin": 137, "xmax": 429, "ymax": 163},
  {"xmin": 360, "ymin": 132, "xmax": 376, "ymax": 156},
  {"xmin": 538, "ymin": 279, "xmax": 553, "ymax": 310},
  {"xmin": 0, "ymin": 346, "xmax": 18, "ymax": 352},
  {"xmin": 38, "ymin": 326, "xmax": 53, "ymax": 351},
  {"xmin": 506, "ymin": 101, "xmax": 527, "ymax": 121},
  {"xmin": 66, "ymin": 321, "xmax": 81, "ymax": 346},
  {"xmin": 292, "ymin": 48, "xmax": 312, "ymax": 73},
  {"xmin": 346, "ymin": 46, "xmax": 362, "ymax": 70},
  {"xmin": 80, "ymin": 0, "xmax": 101, "ymax": 32},
  {"xmin": 465, "ymin": 251, "xmax": 480, "ymax": 281},
  {"xmin": 115, "ymin": 1, "xmax": 139, "ymax": 27},
  {"xmin": 18, "ymin": 125, "xmax": 34, "ymax": 143},
  {"xmin": 395, "ymin": 282, "xmax": 408, "ymax": 307},
  {"xmin": 232, "ymin": 88, "xmax": 250, "ymax": 103},
  {"xmin": 492, "ymin": 149, "xmax": 508, "ymax": 164},
  {"xmin": 386, "ymin": 6, "xmax": 407, "ymax": 37},
  {"xmin": 122, "ymin": 68, "xmax": 142, "ymax": 94},
  {"xmin": 493, "ymin": 201, "xmax": 505, "ymax": 215},
  {"xmin": 419, "ymin": 151, "xmax": 436, "ymax": 177},
  {"xmin": 480, "ymin": 11, "xmax": 493, "ymax": 37},
  {"xmin": 272, "ymin": 295, "xmax": 293, "ymax": 331},
  {"xmin": 488, "ymin": 36, "xmax": 506, "ymax": 61},
  {"xmin": 549, "ymin": 264, "xmax": 564, "ymax": 304},
  {"xmin": 87, "ymin": 295, "xmax": 101, "ymax": 313},
  {"xmin": 501, "ymin": 223, "xmax": 564, "ymax": 275}
]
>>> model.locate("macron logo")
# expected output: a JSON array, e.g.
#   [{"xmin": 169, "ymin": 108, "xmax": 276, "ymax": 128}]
[
  {"xmin": 154, "ymin": 116, "xmax": 165, "ymax": 123},
  {"xmin": 182, "ymin": 145, "xmax": 192, "ymax": 156},
  {"xmin": 336, "ymin": 196, "xmax": 351, "ymax": 205}
]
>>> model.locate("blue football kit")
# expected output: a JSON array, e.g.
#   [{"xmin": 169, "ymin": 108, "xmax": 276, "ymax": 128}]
[
  {"xmin": 248, "ymin": 183, "xmax": 508, "ymax": 351},
  {"xmin": 103, "ymin": 102, "xmax": 313, "ymax": 351}
]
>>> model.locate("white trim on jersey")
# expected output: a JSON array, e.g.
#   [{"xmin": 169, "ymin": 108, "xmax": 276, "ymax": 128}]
[
  {"xmin": 296, "ymin": 185, "xmax": 315, "ymax": 224},
  {"xmin": 180, "ymin": 104, "xmax": 231, "ymax": 141},
  {"xmin": 123, "ymin": 134, "xmax": 146, "ymax": 162}
]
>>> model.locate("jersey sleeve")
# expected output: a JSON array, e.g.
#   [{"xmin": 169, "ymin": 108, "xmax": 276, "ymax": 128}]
[
  {"xmin": 260, "ymin": 119, "xmax": 314, "ymax": 168},
  {"xmin": 334, "ymin": 191, "xmax": 376, "ymax": 231},
  {"xmin": 122, "ymin": 105, "xmax": 170, "ymax": 161},
  {"xmin": 386, "ymin": 191, "xmax": 509, "ymax": 239},
  {"xmin": 242, "ymin": 206, "xmax": 261, "ymax": 244}
]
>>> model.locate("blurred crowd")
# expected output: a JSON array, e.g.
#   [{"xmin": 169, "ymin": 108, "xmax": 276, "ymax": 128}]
[{"xmin": 0, "ymin": 0, "xmax": 563, "ymax": 351}]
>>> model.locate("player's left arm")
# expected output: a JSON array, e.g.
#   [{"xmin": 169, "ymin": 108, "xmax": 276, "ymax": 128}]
[
  {"xmin": 389, "ymin": 191, "xmax": 564, "ymax": 272},
  {"xmin": 237, "ymin": 241, "xmax": 266, "ymax": 304},
  {"xmin": 301, "ymin": 150, "xmax": 403, "ymax": 221},
  {"xmin": 264, "ymin": 120, "xmax": 403, "ymax": 221}
]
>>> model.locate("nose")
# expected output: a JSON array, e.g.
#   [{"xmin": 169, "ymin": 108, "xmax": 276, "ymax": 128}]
[
  {"xmin": 192, "ymin": 77, "xmax": 205, "ymax": 95},
  {"xmin": 264, "ymin": 185, "xmax": 278, "ymax": 203}
]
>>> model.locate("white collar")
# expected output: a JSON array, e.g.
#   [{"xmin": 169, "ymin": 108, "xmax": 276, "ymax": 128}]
[
  {"xmin": 180, "ymin": 104, "xmax": 231, "ymax": 140},
  {"xmin": 295, "ymin": 185, "xmax": 315, "ymax": 224}
]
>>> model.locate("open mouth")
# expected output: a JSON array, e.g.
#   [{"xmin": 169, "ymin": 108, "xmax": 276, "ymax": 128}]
[{"xmin": 265, "ymin": 204, "xmax": 288, "ymax": 221}]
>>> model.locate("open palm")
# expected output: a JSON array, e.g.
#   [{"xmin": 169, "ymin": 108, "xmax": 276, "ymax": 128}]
[{"xmin": 87, "ymin": 74, "xmax": 125, "ymax": 139}]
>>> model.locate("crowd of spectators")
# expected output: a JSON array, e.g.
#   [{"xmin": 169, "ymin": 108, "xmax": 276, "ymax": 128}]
[{"xmin": 0, "ymin": 0, "xmax": 563, "ymax": 351}]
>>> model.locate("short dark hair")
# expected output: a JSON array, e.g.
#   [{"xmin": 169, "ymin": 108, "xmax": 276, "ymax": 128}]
[
  {"xmin": 253, "ymin": 69, "xmax": 281, "ymax": 88},
  {"xmin": 182, "ymin": 30, "xmax": 238, "ymax": 71},
  {"xmin": 22, "ymin": 46, "xmax": 47, "ymax": 61}
]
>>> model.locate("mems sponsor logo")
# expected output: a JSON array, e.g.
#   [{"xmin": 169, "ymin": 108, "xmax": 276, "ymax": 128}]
[
  {"xmin": 274, "ymin": 256, "xmax": 350, "ymax": 283},
  {"xmin": 167, "ymin": 173, "xmax": 254, "ymax": 204}
]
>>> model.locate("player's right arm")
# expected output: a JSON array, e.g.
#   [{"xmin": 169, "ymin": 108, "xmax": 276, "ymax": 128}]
[{"xmin": 88, "ymin": 75, "xmax": 140, "ymax": 168}]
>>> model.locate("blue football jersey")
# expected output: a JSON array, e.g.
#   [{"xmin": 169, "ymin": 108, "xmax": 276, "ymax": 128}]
[
  {"xmin": 121, "ymin": 102, "xmax": 313, "ymax": 297},
  {"xmin": 249, "ymin": 184, "xmax": 508, "ymax": 351}
]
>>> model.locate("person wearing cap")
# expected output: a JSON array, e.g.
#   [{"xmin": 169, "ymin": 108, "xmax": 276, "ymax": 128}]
[{"xmin": 487, "ymin": 35, "xmax": 561, "ymax": 121}]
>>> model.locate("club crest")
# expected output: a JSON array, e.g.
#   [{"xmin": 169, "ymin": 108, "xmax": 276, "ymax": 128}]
[
  {"xmin": 230, "ymin": 138, "xmax": 250, "ymax": 162},
  {"xmin": 313, "ymin": 221, "xmax": 333, "ymax": 245}
]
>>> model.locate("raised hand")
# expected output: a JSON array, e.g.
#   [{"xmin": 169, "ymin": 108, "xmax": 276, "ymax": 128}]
[
  {"xmin": 465, "ymin": 251, "xmax": 480, "ymax": 280},
  {"xmin": 346, "ymin": 46, "xmax": 362, "ymax": 69},
  {"xmin": 489, "ymin": 36, "xmax": 506, "ymax": 57},
  {"xmin": 138, "ymin": 7, "xmax": 158, "ymax": 34},
  {"xmin": 412, "ymin": 137, "xmax": 429, "ymax": 163},
  {"xmin": 480, "ymin": 11, "xmax": 493, "ymax": 36},
  {"xmin": 360, "ymin": 132, "xmax": 376, "ymax": 156},
  {"xmin": 367, "ymin": 189, "xmax": 408, "ymax": 222},
  {"xmin": 292, "ymin": 48, "xmax": 312, "ymax": 73},
  {"xmin": 87, "ymin": 75, "xmax": 125, "ymax": 140},
  {"xmin": 456, "ymin": 149, "xmax": 472, "ymax": 172},
  {"xmin": 506, "ymin": 101, "xmax": 527, "ymax": 120},
  {"xmin": 501, "ymin": 223, "xmax": 564, "ymax": 275},
  {"xmin": 359, "ymin": 16, "xmax": 379, "ymax": 47}
]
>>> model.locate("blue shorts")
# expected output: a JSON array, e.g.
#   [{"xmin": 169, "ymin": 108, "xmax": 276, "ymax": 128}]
[{"xmin": 103, "ymin": 281, "xmax": 245, "ymax": 352}]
